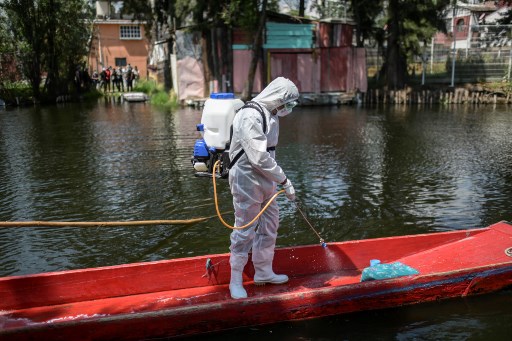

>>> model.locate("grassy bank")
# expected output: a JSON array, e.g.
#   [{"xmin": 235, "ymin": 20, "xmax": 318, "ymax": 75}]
[
  {"xmin": 133, "ymin": 80, "xmax": 179, "ymax": 110},
  {"xmin": 0, "ymin": 81, "xmax": 32, "ymax": 105},
  {"xmin": 0, "ymin": 81, "xmax": 104, "ymax": 105},
  {"xmin": 1, "ymin": 79, "xmax": 179, "ymax": 109}
]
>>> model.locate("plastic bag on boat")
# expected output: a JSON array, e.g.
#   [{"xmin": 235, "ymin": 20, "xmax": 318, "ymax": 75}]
[{"xmin": 360, "ymin": 261, "xmax": 419, "ymax": 282}]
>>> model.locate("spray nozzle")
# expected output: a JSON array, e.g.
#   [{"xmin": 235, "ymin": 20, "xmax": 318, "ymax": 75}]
[{"xmin": 320, "ymin": 238, "xmax": 327, "ymax": 248}]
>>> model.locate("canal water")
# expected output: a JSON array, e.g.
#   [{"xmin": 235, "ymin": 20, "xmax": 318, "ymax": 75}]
[{"xmin": 1, "ymin": 99, "xmax": 511, "ymax": 339}]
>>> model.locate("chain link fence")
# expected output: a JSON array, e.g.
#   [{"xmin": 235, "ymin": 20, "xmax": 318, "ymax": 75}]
[{"xmin": 366, "ymin": 24, "xmax": 512, "ymax": 86}]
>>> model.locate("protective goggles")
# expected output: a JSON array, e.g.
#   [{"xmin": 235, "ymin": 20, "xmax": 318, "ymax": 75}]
[{"xmin": 285, "ymin": 100, "xmax": 298, "ymax": 111}]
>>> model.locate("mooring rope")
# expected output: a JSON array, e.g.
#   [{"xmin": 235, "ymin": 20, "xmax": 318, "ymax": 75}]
[{"xmin": 0, "ymin": 213, "xmax": 229, "ymax": 228}]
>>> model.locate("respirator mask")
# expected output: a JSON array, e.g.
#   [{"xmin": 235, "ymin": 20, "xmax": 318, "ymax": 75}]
[{"xmin": 277, "ymin": 100, "xmax": 298, "ymax": 117}]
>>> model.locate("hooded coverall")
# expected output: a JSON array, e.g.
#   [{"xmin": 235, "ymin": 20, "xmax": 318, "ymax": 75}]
[{"xmin": 228, "ymin": 77, "xmax": 299, "ymax": 299}]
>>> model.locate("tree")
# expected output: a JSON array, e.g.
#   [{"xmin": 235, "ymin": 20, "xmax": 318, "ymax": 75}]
[
  {"xmin": 0, "ymin": 7, "xmax": 18, "ymax": 85},
  {"xmin": 347, "ymin": 0, "xmax": 449, "ymax": 89},
  {"xmin": 282, "ymin": 0, "xmax": 307, "ymax": 16},
  {"xmin": 383, "ymin": 0, "xmax": 450, "ymax": 88},
  {"xmin": 0, "ymin": 9, "xmax": 12, "ymax": 55},
  {"xmin": 2, "ymin": 0, "xmax": 45, "ymax": 99},
  {"xmin": 350, "ymin": 0, "xmax": 383, "ymax": 47},
  {"xmin": 122, "ymin": 0, "xmax": 282, "ymax": 98},
  {"xmin": 122, "ymin": 0, "xmax": 175, "ymax": 91},
  {"xmin": 123, "ymin": 0, "xmax": 236, "ymax": 94},
  {"xmin": 313, "ymin": 0, "xmax": 347, "ymax": 18},
  {"xmin": 241, "ymin": 0, "xmax": 267, "ymax": 100},
  {"xmin": 1, "ymin": 0, "xmax": 92, "ymax": 101}
]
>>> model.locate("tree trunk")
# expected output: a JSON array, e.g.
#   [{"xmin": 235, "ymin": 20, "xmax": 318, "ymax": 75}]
[
  {"xmin": 44, "ymin": 0, "xmax": 59, "ymax": 101},
  {"xmin": 30, "ymin": 53, "xmax": 42, "ymax": 101},
  {"xmin": 27, "ymin": 3, "xmax": 42, "ymax": 100},
  {"xmin": 201, "ymin": 31, "xmax": 212, "ymax": 97},
  {"xmin": 211, "ymin": 27, "xmax": 220, "ymax": 91},
  {"xmin": 164, "ymin": 38, "xmax": 172, "ymax": 91},
  {"xmin": 353, "ymin": 9, "xmax": 364, "ymax": 47},
  {"xmin": 223, "ymin": 25, "xmax": 234, "ymax": 93},
  {"xmin": 242, "ymin": 0, "xmax": 267, "ymax": 101},
  {"xmin": 218, "ymin": 25, "xmax": 229, "ymax": 92},
  {"xmin": 385, "ymin": 0, "xmax": 407, "ymax": 89},
  {"xmin": 162, "ymin": 3, "xmax": 175, "ymax": 92}
]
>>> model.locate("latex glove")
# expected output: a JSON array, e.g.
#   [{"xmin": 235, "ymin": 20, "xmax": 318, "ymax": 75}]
[{"xmin": 282, "ymin": 179, "xmax": 296, "ymax": 201}]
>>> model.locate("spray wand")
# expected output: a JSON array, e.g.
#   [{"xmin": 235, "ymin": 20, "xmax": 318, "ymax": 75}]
[
  {"xmin": 293, "ymin": 200, "xmax": 327, "ymax": 248},
  {"xmin": 212, "ymin": 160, "xmax": 326, "ymax": 247}
]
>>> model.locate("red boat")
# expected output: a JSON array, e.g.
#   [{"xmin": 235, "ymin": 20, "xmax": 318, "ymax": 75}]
[{"xmin": 1, "ymin": 221, "xmax": 512, "ymax": 340}]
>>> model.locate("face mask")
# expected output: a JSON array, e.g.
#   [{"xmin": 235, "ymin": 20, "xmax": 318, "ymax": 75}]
[{"xmin": 276, "ymin": 100, "xmax": 298, "ymax": 117}]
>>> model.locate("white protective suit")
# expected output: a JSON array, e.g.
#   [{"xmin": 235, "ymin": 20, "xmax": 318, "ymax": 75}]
[{"xmin": 228, "ymin": 77, "xmax": 299, "ymax": 299}]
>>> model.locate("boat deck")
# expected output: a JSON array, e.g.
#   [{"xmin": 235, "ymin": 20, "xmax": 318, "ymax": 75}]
[{"xmin": 1, "ymin": 221, "xmax": 511, "ymax": 340}]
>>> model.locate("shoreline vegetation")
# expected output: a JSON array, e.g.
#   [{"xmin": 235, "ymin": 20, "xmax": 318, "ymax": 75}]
[
  {"xmin": 0, "ymin": 79, "xmax": 180, "ymax": 109},
  {"xmin": 133, "ymin": 80, "xmax": 179, "ymax": 109},
  {"xmin": 3, "ymin": 80, "xmax": 512, "ymax": 108}
]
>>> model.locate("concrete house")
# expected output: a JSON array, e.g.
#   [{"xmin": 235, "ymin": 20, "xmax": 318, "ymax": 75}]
[
  {"xmin": 435, "ymin": 1, "xmax": 511, "ymax": 49},
  {"xmin": 87, "ymin": 0, "xmax": 149, "ymax": 78}
]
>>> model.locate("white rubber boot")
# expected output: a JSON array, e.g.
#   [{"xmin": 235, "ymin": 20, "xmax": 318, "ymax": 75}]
[
  {"xmin": 254, "ymin": 262, "xmax": 288, "ymax": 286},
  {"xmin": 229, "ymin": 253, "xmax": 248, "ymax": 299}
]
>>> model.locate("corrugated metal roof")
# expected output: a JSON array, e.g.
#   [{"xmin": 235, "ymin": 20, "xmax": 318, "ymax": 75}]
[{"xmin": 264, "ymin": 22, "xmax": 314, "ymax": 49}]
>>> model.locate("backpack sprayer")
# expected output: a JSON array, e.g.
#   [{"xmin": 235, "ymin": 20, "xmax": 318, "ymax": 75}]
[
  {"xmin": 191, "ymin": 93, "xmax": 244, "ymax": 178},
  {"xmin": 191, "ymin": 93, "xmax": 327, "ymax": 248}
]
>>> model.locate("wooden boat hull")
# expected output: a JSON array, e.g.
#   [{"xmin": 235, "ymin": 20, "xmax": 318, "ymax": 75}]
[{"xmin": 1, "ymin": 221, "xmax": 512, "ymax": 340}]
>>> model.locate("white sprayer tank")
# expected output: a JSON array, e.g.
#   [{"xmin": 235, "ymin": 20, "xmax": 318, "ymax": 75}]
[{"xmin": 201, "ymin": 93, "xmax": 244, "ymax": 150}]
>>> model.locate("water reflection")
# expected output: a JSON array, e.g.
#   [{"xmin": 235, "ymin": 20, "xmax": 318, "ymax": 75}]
[{"xmin": 1, "ymin": 102, "xmax": 512, "ymax": 275}]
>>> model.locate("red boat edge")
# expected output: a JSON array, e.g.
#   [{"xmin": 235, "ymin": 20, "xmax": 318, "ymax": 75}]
[{"xmin": 1, "ymin": 221, "xmax": 512, "ymax": 340}]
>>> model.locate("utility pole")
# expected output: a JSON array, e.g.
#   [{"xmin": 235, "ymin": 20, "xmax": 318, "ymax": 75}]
[{"xmin": 451, "ymin": 0, "xmax": 457, "ymax": 87}]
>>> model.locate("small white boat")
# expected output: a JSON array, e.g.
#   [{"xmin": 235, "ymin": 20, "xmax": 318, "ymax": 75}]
[{"xmin": 121, "ymin": 92, "xmax": 149, "ymax": 102}]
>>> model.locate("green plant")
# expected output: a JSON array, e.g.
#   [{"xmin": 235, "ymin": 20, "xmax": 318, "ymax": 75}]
[
  {"xmin": 132, "ymin": 79, "xmax": 179, "ymax": 109},
  {"xmin": 134, "ymin": 79, "xmax": 160, "ymax": 95},
  {"xmin": 0, "ymin": 81, "xmax": 32, "ymax": 104},
  {"xmin": 150, "ymin": 91, "xmax": 169, "ymax": 106}
]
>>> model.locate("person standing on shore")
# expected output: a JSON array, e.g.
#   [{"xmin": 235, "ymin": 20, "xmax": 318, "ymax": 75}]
[
  {"xmin": 132, "ymin": 66, "xmax": 139, "ymax": 88},
  {"xmin": 126, "ymin": 64, "xmax": 133, "ymax": 92},
  {"xmin": 100, "ymin": 67, "xmax": 107, "ymax": 92},
  {"xmin": 105, "ymin": 66, "xmax": 112, "ymax": 92}
]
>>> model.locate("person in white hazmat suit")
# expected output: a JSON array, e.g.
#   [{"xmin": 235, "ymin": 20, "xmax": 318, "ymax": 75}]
[{"xmin": 228, "ymin": 77, "xmax": 299, "ymax": 299}]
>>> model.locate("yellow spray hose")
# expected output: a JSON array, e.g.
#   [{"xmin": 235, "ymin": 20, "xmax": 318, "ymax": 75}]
[{"xmin": 212, "ymin": 160, "xmax": 284, "ymax": 230}]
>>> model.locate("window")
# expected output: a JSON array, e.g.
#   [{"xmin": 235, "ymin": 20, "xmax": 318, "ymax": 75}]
[
  {"xmin": 120, "ymin": 25, "xmax": 141, "ymax": 39},
  {"xmin": 456, "ymin": 19, "xmax": 465, "ymax": 32},
  {"xmin": 115, "ymin": 58, "xmax": 127, "ymax": 67}
]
